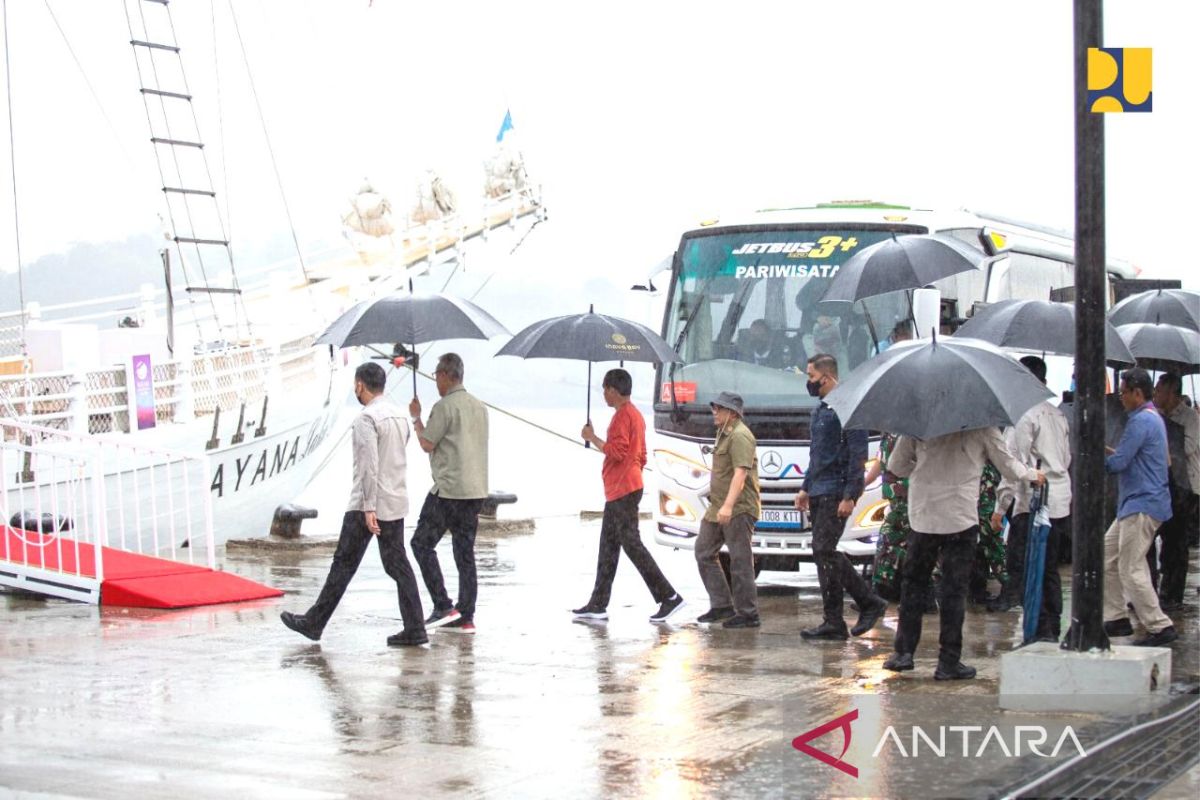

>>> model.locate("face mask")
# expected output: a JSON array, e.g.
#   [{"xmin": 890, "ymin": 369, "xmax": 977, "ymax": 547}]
[{"xmin": 806, "ymin": 378, "xmax": 823, "ymax": 397}]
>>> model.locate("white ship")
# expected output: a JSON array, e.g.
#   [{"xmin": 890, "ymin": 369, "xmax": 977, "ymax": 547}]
[{"xmin": 0, "ymin": 0, "xmax": 544, "ymax": 560}]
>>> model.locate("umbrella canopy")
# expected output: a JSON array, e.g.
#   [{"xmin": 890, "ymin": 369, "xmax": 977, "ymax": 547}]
[
  {"xmin": 824, "ymin": 336, "xmax": 1054, "ymax": 439},
  {"xmin": 496, "ymin": 307, "xmax": 678, "ymax": 363},
  {"xmin": 1107, "ymin": 289, "xmax": 1200, "ymax": 332},
  {"xmin": 1111, "ymin": 322, "xmax": 1200, "ymax": 374},
  {"xmin": 496, "ymin": 306, "xmax": 679, "ymax": 446},
  {"xmin": 819, "ymin": 233, "xmax": 987, "ymax": 304},
  {"xmin": 952, "ymin": 298, "xmax": 1135, "ymax": 365},
  {"xmin": 314, "ymin": 292, "xmax": 509, "ymax": 348}
]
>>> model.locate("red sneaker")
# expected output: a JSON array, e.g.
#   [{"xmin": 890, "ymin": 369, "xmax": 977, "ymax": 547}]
[{"xmin": 444, "ymin": 618, "xmax": 475, "ymax": 634}]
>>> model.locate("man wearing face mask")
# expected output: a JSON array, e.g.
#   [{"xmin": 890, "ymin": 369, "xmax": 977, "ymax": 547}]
[
  {"xmin": 280, "ymin": 362, "xmax": 427, "ymax": 646},
  {"xmin": 694, "ymin": 392, "xmax": 762, "ymax": 628},
  {"xmin": 794, "ymin": 354, "xmax": 886, "ymax": 640}
]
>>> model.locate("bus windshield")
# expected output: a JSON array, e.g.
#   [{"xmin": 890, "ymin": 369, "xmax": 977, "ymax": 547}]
[{"xmin": 659, "ymin": 228, "xmax": 911, "ymax": 412}]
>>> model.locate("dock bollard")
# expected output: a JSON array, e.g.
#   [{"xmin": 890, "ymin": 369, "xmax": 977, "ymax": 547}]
[
  {"xmin": 269, "ymin": 504, "xmax": 318, "ymax": 539},
  {"xmin": 479, "ymin": 491, "xmax": 518, "ymax": 520}
]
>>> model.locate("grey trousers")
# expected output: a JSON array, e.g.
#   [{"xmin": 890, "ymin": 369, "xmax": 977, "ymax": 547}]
[{"xmin": 695, "ymin": 514, "xmax": 758, "ymax": 617}]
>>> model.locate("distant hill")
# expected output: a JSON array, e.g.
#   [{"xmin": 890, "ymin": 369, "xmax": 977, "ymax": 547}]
[{"xmin": 0, "ymin": 235, "xmax": 163, "ymax": 313}]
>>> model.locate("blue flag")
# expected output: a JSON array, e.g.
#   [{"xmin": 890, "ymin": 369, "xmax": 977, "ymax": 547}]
[{"xmin": 496, "ymin": 109, "xmax": 514, "ymax": 143}]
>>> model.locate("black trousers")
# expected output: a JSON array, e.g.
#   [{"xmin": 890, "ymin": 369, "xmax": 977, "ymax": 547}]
[
  {"xmin": 306, "ymin": 511, "xmax": 424, "ymax": 634},
  {"xmin": 1008, "ymin": 514, "xmax": 1067, "ymax": 638},
  {"xmin": 586, "ymin": 489, "xmax": 675, "ymax": 608},
  {"xmin": 411, "ymin": 493, "xmax": 483, "ymax": 621},
  {"xmin": 810, "ymin": 495, "xmax": 875, "ymax": 628},
  {"xmin": 1155, "ymin": 489, "xmax": 1193, "ymax": 604},
  {"xmin": 895, "ymin": 527, "xmax": 977, "ymax": 667}
]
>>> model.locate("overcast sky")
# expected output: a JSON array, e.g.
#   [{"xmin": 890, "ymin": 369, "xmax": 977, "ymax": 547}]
[{"xmin": 1, "ymin": 0, "xmax": 1196, "ymax": 289}]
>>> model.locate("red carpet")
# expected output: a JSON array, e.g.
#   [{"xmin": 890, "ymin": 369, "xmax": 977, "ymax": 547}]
[{"xmin": 1, "ymin": 525, "xmax": 282, "ymax": 608}]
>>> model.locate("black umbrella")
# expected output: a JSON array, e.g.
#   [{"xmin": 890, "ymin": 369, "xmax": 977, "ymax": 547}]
[
  {"xmin": 495, "ymin": 305, "xmax": 680, "ymax": 447},
  {"xmin": 314, "ymin": 288, "xmax": 509, "ymax": 394},
  {"xmin": 952, "ymin": 298, "xmax": 1135, "ymax": 365},
  {"xmin": 824, "ymin": 336, "xmax": 1053, "ymax": 439},
  {"xmin": 1111, "ymin": 322, "xmax": 1200, "ymax": 375},
  {"xmin": 1107, "ymin": 289, "xmax": 1200, "ymax": 332},
  {"xmin": 820, "ymin": 233, "xmax": 987, "ymax": 304}
]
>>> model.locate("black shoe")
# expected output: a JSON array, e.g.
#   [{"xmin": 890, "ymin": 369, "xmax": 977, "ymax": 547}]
[
  {"xmin": 697, "ymin": 606, "xmax": 735, "ymax": 624},
  {"xmin": 801, "ymin": 621, "xmax": 849, "ymax": 640},
  {"xmin": 571, "ymin": 605, "xmax": 608, "ymax": 620},
  {"xmin": 883, "ymin": 652, "xmax": 914, "ymax": 672},
  {"xmin": 851, "ymin": 597, "xmax": 888, "ymax": 637},
  {"xmin": 649, "ymin": 594, "xmax": 686, "ymax": 623},
  {"xmin": 1159, "ymin": 598, "xmax": 1185, "ymax": 613},
  {"xmin": 986, "ymin": 594, "xmax": 1013, "ymax": 612},
  {"xmin": 722, "ymin": 613, "xmax": 761, "ymax": 629},
  {"xmin": 1133, "ymin": 626, "xmax": 1178, "ymax": 647},
  {"xmin": 386, "ymin": 629, "xmax": 429, "ymax": 647},
  {"xmin": 425, "ymin": 606, "xmax": 461, "ymax": 628},
  {"xmin": 280, "ymin": 611, "xmax": 321, "ymax": 642},
  {"xmin": 934, "ymin": 662, "xmax": 977, "ymax": 681},
  {"xmin": 1104, "ymin": 618, "xmax": 1134, "ymax": 637}
]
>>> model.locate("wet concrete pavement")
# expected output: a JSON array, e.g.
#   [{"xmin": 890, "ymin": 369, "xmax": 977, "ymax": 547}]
[{"xmin": 2, "ymin": 517, "xmax": 1198, "ymax": 799}]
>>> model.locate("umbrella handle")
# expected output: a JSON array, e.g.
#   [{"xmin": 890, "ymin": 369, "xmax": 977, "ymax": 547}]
[{"xmin": 585, "ymin": 362, "xmax": 592, "ymax": 448}]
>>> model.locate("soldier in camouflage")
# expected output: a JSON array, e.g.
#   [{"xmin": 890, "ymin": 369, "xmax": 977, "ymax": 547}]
[{"xmin": 970, "ymin": 460, "xmax": 1009, "ymax": 606}]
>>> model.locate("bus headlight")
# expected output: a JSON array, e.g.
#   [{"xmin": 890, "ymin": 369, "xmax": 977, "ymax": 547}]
[
  {"xmin": 660, "ymin": 492, "xmax": 697, "ymax": 522},
  {"xmin": 654, "ymin": 449, "xmax": 710, "ymax": 490},
  {"xmin": 855, "ymin": 500, "xmax": 889, "ymax": 529}
]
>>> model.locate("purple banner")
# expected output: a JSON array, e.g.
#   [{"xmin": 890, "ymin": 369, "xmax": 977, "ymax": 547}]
[{"xmin": 132, "ymin": 354, "xmax": 156, "ymax": 431}]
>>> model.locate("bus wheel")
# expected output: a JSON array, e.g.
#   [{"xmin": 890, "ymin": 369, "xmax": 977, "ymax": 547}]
[{"xmin": 719, "ymin": 551, "xmax": 762, "ymax": 583}]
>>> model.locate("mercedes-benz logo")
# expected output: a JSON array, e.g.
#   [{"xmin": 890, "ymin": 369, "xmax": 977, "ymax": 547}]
[{"xmin": 761, "ymin": 450, "xmax": 782, "ymax": 474}]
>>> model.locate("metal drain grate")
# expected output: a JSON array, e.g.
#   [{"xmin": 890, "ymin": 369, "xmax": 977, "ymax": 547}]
[{"xmin": 1000, "ymin": 697, "xmax": 1200, "ymax": 799}]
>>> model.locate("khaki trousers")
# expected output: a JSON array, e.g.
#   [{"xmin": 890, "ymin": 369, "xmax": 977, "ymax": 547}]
[{"xmin": 1102, "ymin": 512, "xmax": 1173, "ymax": 634}]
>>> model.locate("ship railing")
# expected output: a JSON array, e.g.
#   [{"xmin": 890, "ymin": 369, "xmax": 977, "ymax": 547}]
[
  {"xmin": 0, "ymin": 340, "xmax": 330, "ymax": 436},
  {"xmin": 0, "ymin": 417, "xmax": 215, "ymax": 603}
]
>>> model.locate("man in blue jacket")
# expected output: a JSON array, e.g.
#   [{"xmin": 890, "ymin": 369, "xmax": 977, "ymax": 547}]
[
  {"xmin": 794, "ymin": 353, "xmax": 887, "ymax": 640},
  {"xmin": 1103, "ymin": 368, "xmax": 1177, "ymax": 647}
]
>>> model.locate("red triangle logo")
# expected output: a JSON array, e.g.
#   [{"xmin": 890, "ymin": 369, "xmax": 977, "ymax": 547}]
[{"xmin": 792, "ymin": 709, "xmax": 859, "ymax": 778}]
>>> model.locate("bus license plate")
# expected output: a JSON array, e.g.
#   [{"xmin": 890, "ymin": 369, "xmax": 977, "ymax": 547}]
[{"xmin": 761, "ymin": 509, "xmax": 801, "ymax": 528}]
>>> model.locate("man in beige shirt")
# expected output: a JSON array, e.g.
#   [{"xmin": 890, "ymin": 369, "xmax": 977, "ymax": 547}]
[
  {"xmin": 281, "ymin": 362, "xmax": 427, "ymax": 646},
  {"xmin": 1152, "ymin": 373, "xmax": 1198, "ymax": 609},
  {"xmin": 409, "ymin": 353, "xmax": 489, "ymax": 633},
  {"xmin": 883, "ymin": 426, "xmax": 1044, "ymax": 679},
  {"xmin": 991, "ymin": 357, "xmax": 1073, "ymax": 637}
]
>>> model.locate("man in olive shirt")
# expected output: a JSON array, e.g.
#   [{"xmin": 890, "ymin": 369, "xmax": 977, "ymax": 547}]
[
  {"xmin": 409, "ymin": 353, "xmax": 489, "ymax": 633},
  {"xmin": 695, "ymin": 392, "xmax": 762, "ymax": 628}
]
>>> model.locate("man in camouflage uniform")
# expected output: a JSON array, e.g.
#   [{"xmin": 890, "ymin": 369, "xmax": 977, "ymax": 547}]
[
  {"xmin": 872, "ymin": 434, "xmax": 937, "ymax": 613},
  {"xmin": 970, "ymin": 460, "xmax": 1008, "ymax": 606}
]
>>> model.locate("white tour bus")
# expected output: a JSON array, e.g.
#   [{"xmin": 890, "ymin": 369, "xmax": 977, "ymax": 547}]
[{"xmin": 646, "ymin": 201, "xmax": 1138, "ymax": 577}]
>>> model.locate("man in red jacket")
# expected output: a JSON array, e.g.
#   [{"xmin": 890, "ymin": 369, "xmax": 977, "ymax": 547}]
[{"xmin": 574, "ymin": 369, "xmax": 685, "ymax": 622}]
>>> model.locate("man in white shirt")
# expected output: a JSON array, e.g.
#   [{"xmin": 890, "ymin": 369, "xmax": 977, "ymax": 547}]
[
  {"xmin": 1152, "ymin": 373, "xmax": 1198, "ymax": 610},
  {"xmin": 991, "ymin": 357, "xmax": 1073, "ymax": 643},
  {"xmin": 281, "ymin": 363, "xmax": 427, "ymax": 646},
  {"xmin": 883, "ymin": 428, "xmax": 1044, "ymax": 680}
]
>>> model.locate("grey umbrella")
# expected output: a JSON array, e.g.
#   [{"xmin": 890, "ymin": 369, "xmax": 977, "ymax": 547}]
[
  {"xmin": 824, "ymin": 336, "xmax": 1053, "ymax": 439},
  {"xmin": 952, "ymin": 298, "xmax": 1135, "ymax": 365},
  {"xmin": 495, "ymin": 305, "xmax": 679, "ymax": 446},
  {"xmin": 1107, "ymin": 289, "xmax": 1200, "ymax": 332},
  {"xmin": 314, "ymin": 289, "xmax": 509, "ymax": 394},
  {"xmin": 1111, "ymin": 322, "xmax": 1200, "ymax": 375},
  {"xmin": 819, "ymin": 233, "xmax": 987, "ymax": 304}
]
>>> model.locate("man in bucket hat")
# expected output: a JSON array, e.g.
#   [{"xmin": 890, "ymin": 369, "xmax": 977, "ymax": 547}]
[{"xmin": 695, "ymin": 392, "xmax": 762, "ymax": 628}]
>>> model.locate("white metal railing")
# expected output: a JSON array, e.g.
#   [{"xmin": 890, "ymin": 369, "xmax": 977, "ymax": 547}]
[
  {"xmin": 0, "ymin": 339, "xmax": 326, "ymax": 435},
  {"xmin": 1, "ymin": 418, "xmax": 215, "ymax": 603}
]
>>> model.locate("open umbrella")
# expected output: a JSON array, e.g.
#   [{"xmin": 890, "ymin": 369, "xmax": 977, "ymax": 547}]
[
  {"xmin": 953, "ymin": 298, "xmax": 1135, "ymax": 365},
  {"xmin": 1108, "ymin": 289, "xmax": 1200, "ymax": 332},
  {"xmin": 1111, "ymin": 322, "xmax": 1200, "ymax": 375},
  {"xmin": 314, "ymin": 286, "xmax": 509, "ymax": 394},
  {"xmin": 1021, "ymin": 480, "xmax": 1052, "ymax": 644},
  {"xmin": 495, "ymin": 305, "xmax": 679, "ymax": 447},
  {"xmin": 824, "ymin": 336, "xmax": 1053, "ymax": 439},
  {"xmin": 819, "ymin": 233, "xmax": 988, "ymax": 305}
]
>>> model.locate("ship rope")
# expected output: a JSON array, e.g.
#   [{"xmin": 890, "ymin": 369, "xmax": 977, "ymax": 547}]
[{"xmin": 2, "ymin": 0, "xmax": 29, "ymax": 387}]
